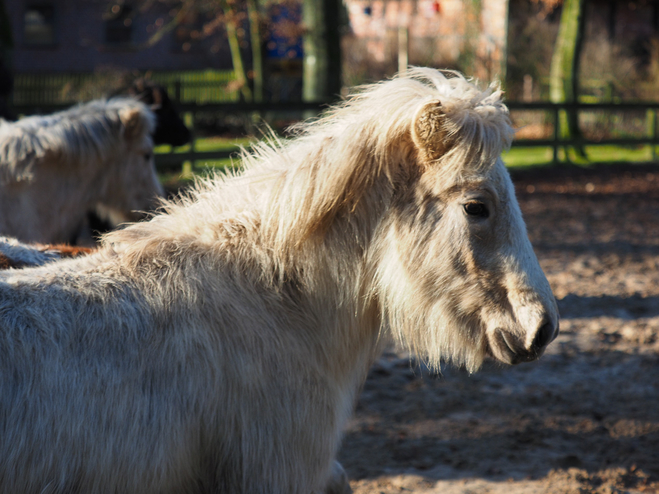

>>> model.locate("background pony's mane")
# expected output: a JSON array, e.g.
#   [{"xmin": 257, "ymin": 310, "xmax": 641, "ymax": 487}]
[
  {"xmin": 0, "ymin": 98, "xmax": 155, "ymax": 183},
  {"xmin": 107, "ymin": 69, "xmax": 513, "ymax": 262}
]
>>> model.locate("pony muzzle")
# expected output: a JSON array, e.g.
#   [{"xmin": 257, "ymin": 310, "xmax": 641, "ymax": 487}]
[{"xmin": 488, "ymin": 316, "xmax": 559, "ymax": 365}]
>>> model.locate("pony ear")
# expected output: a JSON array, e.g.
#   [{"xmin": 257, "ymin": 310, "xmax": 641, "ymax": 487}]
[
  {"xmin": 411, "ymin": 100, "xmax": 452, "ymax": 162},
  {"xmin": 119, "ymin": 107, "xmax": 146, "ymax": 141}
]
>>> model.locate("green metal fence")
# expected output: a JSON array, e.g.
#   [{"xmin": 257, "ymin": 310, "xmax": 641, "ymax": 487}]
[{"xmin": 12, "ymin": 70, "xmax": 239, "ymax": 108}]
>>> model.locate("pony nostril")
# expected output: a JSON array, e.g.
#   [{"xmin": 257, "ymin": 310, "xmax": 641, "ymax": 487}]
[{"xmin": 532, "ymin": 319, "xmax": 555, "ymax": 350}]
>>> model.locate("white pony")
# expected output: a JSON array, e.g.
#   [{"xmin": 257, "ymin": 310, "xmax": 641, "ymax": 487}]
[
  {"xmin": 0, "ymin": 68, "xmax": 559, "ymax": 493},
  {"xmin": 0, "ymin": 98, "xmax": 163, "ymax": 244}
]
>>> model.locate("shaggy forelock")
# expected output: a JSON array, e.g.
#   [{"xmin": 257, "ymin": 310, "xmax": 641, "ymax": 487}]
[{"xmin": 0, "ymin": 98, "xmax": 155, "ymax": 183}]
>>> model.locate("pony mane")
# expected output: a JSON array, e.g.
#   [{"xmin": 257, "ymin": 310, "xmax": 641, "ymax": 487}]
[
  {"xmin": 106, "ymin": 68, "xmax": 513, "ymax": 265},
  {"xmin": 0, "ymin": 98, "xmax": 155, "ymax": 183}
]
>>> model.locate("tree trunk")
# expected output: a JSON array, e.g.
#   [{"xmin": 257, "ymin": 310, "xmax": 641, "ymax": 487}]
[
  {"xmin": 246, "ymin": 0, "xmax": 263, "ymax": 102},
  {"xmin": 302, "ymin": 0, "xmax": 341, "ymax": 104},
  {"xmin": 0, "ymin": 0, "xmax": 12, "ymax": 54},
  {"xmin": 398, "ymin": 25, "xmax": 408, "ymax": 75},
  {"xmin": 221, "ymin": 0, "xmax": 253, "ymax": 102},
  {"xmin": 549, "ymin": 0, "xmax": 587, "ymax": 161},
  {"xmin": 302, "ymin": 0, "xmax": 327, "ymax": 103}
]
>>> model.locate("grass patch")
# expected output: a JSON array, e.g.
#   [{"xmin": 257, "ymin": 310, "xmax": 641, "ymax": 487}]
[
  {"xmin": 155, "ymin": 136, "xmax": 254, "ymax": 155},
  {"xmin": 503, "ymin": 144, "xmax": 659, "ymax": 168},
  {"xmin": 583, "ymin": 144, "xmax": 657, "ymax": 163},
  {"xmin": 503, "ymin": 147, "xmax": 555, "ymax": 167}
]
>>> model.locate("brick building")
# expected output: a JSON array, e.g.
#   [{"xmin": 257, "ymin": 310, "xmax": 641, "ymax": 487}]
[{"xmin": 345, "ymin": 0, "xmax": 510, "ymax": 81}]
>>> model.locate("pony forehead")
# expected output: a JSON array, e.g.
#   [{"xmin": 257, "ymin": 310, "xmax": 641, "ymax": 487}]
[{"xmin": 423, "ymin": 157, "xmax": 511, "ymax": 196}]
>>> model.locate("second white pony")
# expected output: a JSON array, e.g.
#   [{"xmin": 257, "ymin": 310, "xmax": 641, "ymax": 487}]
[{"xmin": 0, "ymin": 98, "xmax": 163, "ymax": 244}]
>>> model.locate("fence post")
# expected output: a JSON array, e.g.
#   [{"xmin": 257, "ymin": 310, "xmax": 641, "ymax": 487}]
[
  {"xmin": 181, "ymin": 110, "xmax": 195, "ymax": 177},
  {"xmin": 646, "ymin": 108, "xmax": 654, "ymax": 161},
  {"xmin": 553, "ymin": 105, "xmax": 560, "ymax": 164},
  {"xmin": 174, "ymin": 80, "xmax": 182, "ymax": 104},
  {"xmin": 651, "ymin": 108, "xmax": 658, "ymax": 162}
]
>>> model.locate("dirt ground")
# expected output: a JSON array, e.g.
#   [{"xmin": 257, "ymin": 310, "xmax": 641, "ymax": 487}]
[{"xmin": 338, "ymin": 163, "xmax": 659, "ymax": 494}]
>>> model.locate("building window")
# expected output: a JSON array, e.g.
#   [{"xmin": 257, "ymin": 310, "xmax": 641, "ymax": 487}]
[
  {"xmin": 105, "ymin": 4, "xmax": 133, "ymax": 45},
  {"xmin": 24, "ymin": 4, "xmax": 56, "ymax": 46}
]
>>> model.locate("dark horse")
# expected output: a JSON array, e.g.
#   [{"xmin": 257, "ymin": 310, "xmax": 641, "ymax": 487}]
[{"xmin": 124, "ymin": 78, "xmax": 191, "ymax": 147}]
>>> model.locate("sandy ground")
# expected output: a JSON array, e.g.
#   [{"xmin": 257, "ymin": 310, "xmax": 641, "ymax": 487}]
[{"xmin": 338, "ymin": 163, "xmax": 659, "ymax": 494}]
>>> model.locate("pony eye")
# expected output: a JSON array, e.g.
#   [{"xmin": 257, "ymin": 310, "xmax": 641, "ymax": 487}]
[
  {"xmin": 144, "ymin": 152, "xmax": 152, "ymax": 161},
  {"xmin": 463, "ymin": 201, "xmax": 489, "ymax": 218}
]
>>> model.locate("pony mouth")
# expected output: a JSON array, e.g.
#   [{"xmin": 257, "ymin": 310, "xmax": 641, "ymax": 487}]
[{"xmin": 487, "ymin": 328, "xmax": 544, "ymax": 365}]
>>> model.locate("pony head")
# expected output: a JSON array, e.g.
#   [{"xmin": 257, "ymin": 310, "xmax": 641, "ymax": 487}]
[
  {"xmin": 93, "ymin": 99, "xmax": 164, "ymax": 223},
  {"xmin": 361, "ymin": 69, "xmax": 558, "ymax": 372},
  {"xmin": 215, "ymin": 68, "xmax": 558, "ymax": 372},
  {"xmin": 0, "ymin": 99, "xmax": 163, "ymax": 241}
]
